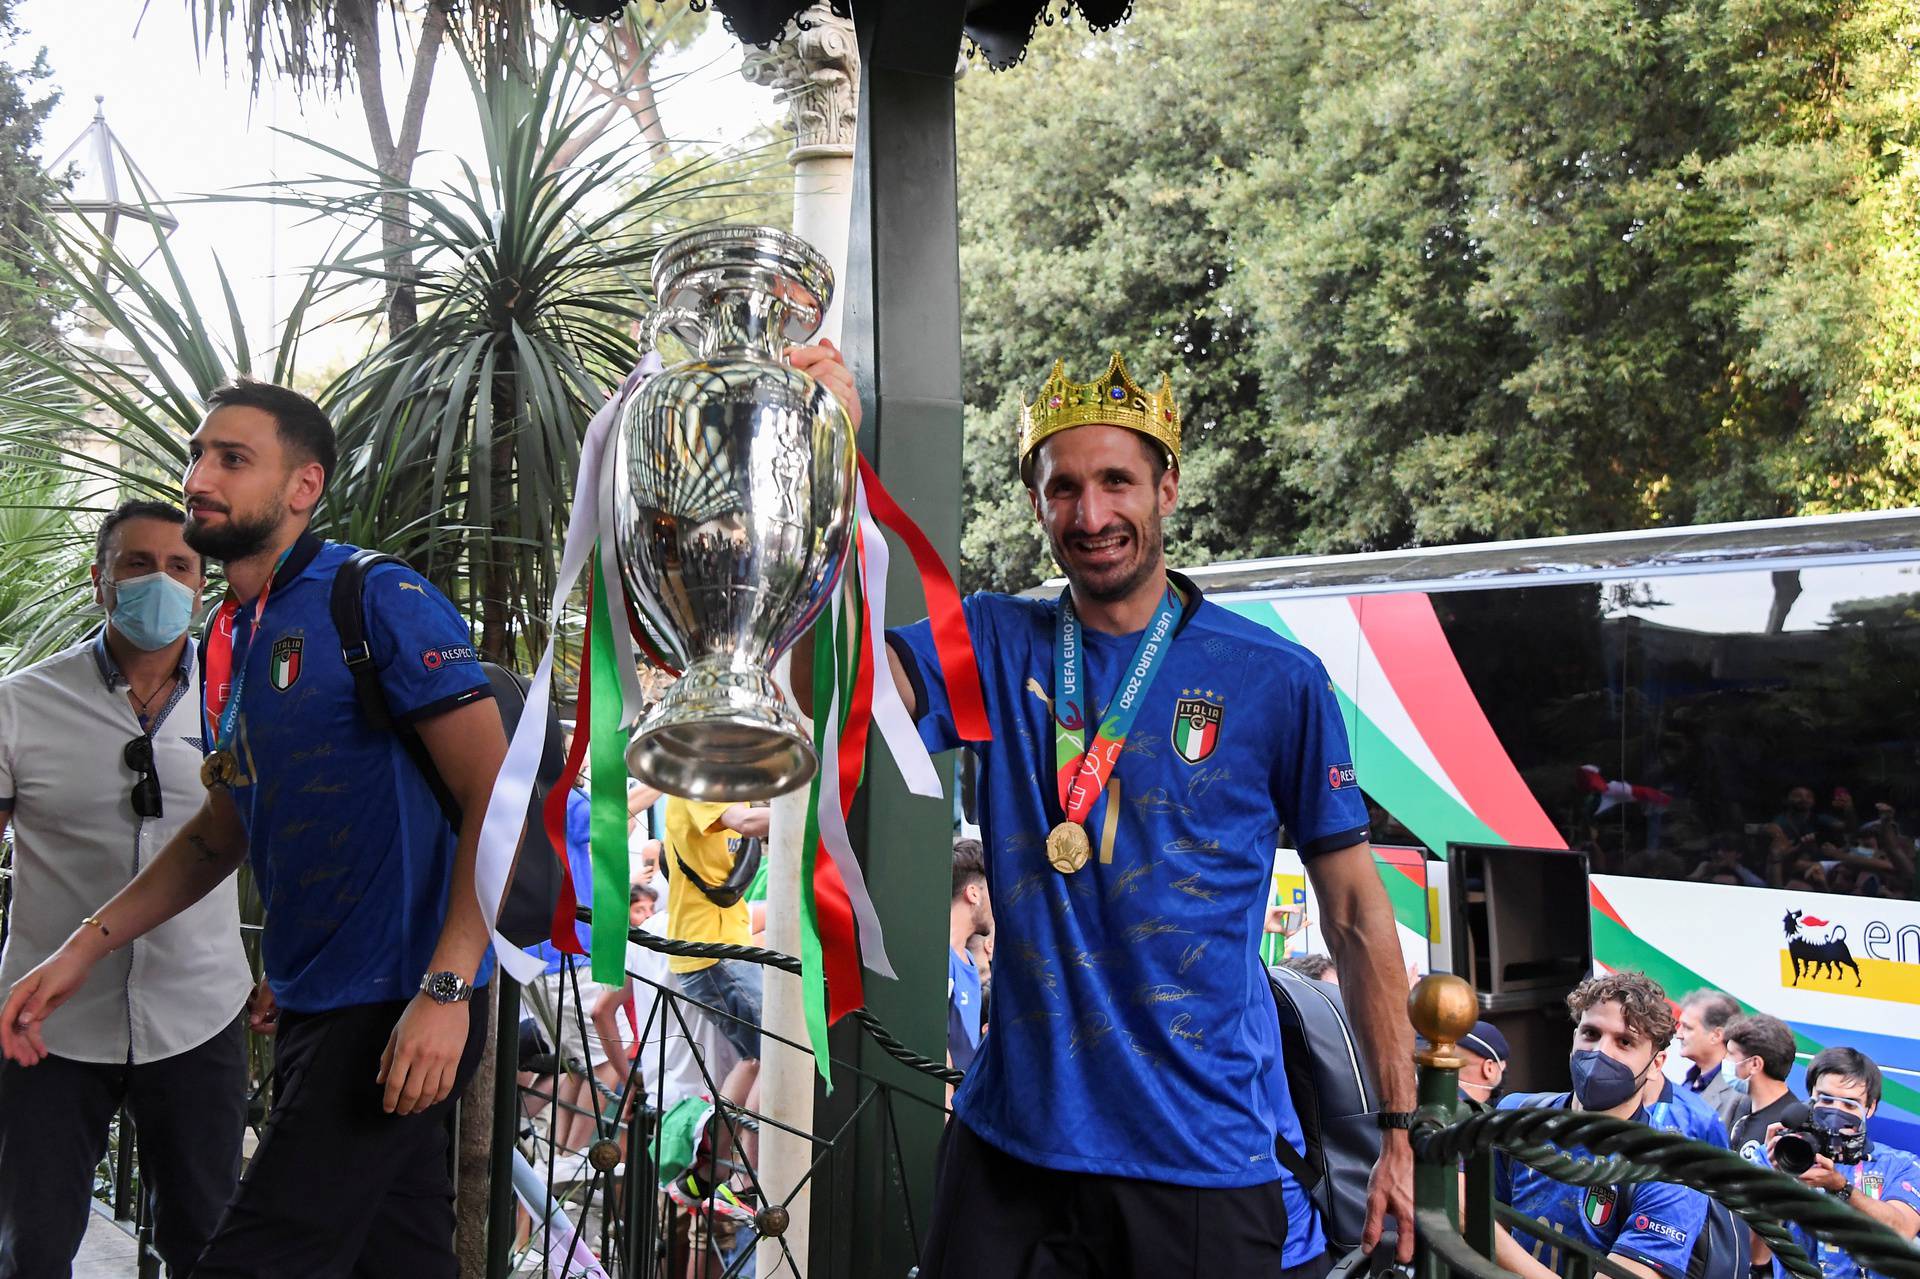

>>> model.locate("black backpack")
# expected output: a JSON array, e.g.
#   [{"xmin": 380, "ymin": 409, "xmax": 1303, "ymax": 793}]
[
  {"xmin": 1269, "ymin": 965, "xmax": 1383, "ymax": 1252},
  {"xmin": 1505, "ymin": 1092, "xmax": 1749, "ymax": 1279},
  {"xmin": 329, "ymin": 549, "xmax": 566, "ymax": 948}
]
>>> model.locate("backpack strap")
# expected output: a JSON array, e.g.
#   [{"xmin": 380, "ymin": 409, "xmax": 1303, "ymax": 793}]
[
  {"xmin": 1275, "ymin": 1134, "xmax": 1321, "ymax": 1191},
  {"xmin": 329, "ymin": 549, "xmax": 462, "ymax": 826}
]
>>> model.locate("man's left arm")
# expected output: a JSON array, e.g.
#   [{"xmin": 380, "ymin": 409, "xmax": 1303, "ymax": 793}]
[
  {"xmin": 377, "ymin": 697, "xmax": 508, "ymax": 1115},
  {"xmin": 1306, "ymin": 840, "xmax": 1417, "ymax": 1263}
]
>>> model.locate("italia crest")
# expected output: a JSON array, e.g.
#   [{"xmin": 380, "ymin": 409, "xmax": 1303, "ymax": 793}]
[
  {"xmin": 269, "ymin": 635, "xmax": 304, "ymax": 691},
  {"xmin": 1171, "ymin": 691, "xmax": 1223, "ymax": 764},
  {"xmin": 1583, "ymin": 1186, "xmax": 1616, "ymax": 1227}
]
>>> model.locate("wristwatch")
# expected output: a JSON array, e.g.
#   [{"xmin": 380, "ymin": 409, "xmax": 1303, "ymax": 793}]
[
  {"xmin": 420, "ymin": 971, "xmax": 476, "ymax": 1004},
  {"xmin": 1833, "ymin": 1181, "xmax": 1854, "ymax": 1203},
  {"xmin": 1376, "ymin": 1111, "xmax": 1418, "ymax": 1131}
]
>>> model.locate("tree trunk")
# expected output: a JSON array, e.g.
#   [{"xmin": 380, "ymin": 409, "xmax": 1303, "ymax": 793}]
[
  {"xmin": 455, "ymin": 983, "xmax": 500, "ymax": 1274},
  {"xmin": 341, "ymin": 0, "xmax": 450, "ymax": 339}
]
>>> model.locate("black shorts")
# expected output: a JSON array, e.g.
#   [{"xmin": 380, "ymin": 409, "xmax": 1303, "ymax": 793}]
[{"xmin": 917, "ymin": 1119, "xmax": 1297, "ymax": 1279}]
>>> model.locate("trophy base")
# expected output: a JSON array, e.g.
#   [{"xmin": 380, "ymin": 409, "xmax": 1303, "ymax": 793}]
[{"xmin": 625, "ymin": 661, "xmax": 817, "ymax": 802}]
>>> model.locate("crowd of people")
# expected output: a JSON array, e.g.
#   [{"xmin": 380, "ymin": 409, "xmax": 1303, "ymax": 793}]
[
  {"xmin": 1483, "ymin": 975, "xmax": 1919, "ymax": 1279},
  {"xmin": 1579, "ymin": 784, "xmax": 1920, "ymax": 900},
  {"xmin": 0, "ymin": 348, "xmax": 1912, "ymax": 1279}
]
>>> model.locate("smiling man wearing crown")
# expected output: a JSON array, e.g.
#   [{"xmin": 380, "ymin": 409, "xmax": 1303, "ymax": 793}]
[{"xmin": 789, "ymin": 345, "xmax": 1416, "ymax": 1277}]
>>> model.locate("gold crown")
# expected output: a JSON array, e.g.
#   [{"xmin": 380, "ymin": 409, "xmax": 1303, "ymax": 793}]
[{"xmin": 1019, "ymin": 353, "xmax": 1181, "ymax": 470}]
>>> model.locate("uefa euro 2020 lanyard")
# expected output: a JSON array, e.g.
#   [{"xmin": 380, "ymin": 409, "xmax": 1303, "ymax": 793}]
[
  {"xmin": 1046, "ymin": 584, "xmax": 1182, "ymax": 873},
  {"xmin": 200, "ymin": 544, "xmax": 295, "ymax": 790}
]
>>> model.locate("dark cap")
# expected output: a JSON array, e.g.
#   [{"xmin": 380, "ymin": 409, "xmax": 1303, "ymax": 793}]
[{"xmin": 1418, "ymin": 1020, "xmax": 1509, "ymax": 1064}]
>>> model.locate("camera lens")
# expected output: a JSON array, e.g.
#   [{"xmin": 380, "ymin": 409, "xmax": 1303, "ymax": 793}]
[{"xmin": 1774, "ymin": 1131, "xmax": 1818, "ymax": 1176}]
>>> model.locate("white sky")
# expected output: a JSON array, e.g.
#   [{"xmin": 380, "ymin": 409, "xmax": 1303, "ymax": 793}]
[{"xmin": 18, "ymin": 1, "xmax": 782, "ymax": 367}]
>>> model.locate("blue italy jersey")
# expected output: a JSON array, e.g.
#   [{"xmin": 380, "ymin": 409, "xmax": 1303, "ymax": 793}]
[
  {"xmin": 1267, "ymin": 1053, "xmax": 1329, "ymax": 1267},
  {"xmin": 1751, "ymin": 1140, "xmax": 1920, "ymax": 1279},
  {"xmin": 1496, "ymin": 1092, "xmax": 1707, "ymax": 1278},
  {"xmin": 889, "ymin": 575, "xmax": 1370, "ymax": 1187},
  {"xmin": 202, "ymin": 535, "xmax": 497, "ymax": 1012},
  {"xmin": 1649, "ymin": 1078, "xmax": 1731, "ymax": 1148}
]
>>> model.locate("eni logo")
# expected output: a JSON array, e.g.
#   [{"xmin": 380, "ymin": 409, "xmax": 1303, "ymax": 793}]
[{"xmin": 1778, "ymin": 907, "xmax": 1920, "ymax": 1004}]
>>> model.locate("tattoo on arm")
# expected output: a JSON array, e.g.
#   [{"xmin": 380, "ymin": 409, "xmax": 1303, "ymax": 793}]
[{"xmin": 188, "ymin": 832, "xmax": 220, "ymax": 864}]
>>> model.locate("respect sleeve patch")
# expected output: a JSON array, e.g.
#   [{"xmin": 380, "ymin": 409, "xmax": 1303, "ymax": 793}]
[{"xmin": 420, "ymin": 644, "xmax": 478, "ymax": 671}]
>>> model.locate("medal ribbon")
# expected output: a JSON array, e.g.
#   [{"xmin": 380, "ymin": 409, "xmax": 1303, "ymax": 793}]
[
  {"xmin": 203, "ymin": 544, "xmax": 296, "ymax": 753},
  {"xmin": 1051, "ymin": 586, "xmax": 1182, "ymax": 826}
]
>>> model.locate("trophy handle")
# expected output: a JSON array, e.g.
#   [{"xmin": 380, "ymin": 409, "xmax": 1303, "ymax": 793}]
[{"xmin": 644, "ymin": 306, "xmax": 708, "ymax": 357}]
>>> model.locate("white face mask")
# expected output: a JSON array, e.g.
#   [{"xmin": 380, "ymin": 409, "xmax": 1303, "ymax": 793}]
[{"xmin": 108, "ymin": 570, "xmax": 198, "ymax": 651}]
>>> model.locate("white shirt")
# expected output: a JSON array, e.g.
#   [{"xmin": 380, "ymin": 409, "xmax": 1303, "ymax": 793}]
[
  {"xmin": 0, "ymin": 635, "xmax": 252, "ymax": 1063},
  {"xmin": 625, "ymin": 913, "xmax": 737, "ymax": 1112}
]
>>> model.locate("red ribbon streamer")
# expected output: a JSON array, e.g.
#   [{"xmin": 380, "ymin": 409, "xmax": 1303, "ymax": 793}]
[
  {"xmin": 540, "ymin": 579, "xmax": 593, "ymax": 956},
  {"xmin": 856, "ymin": 456, "xmax": 991, "ymax": 743},
  {"xmin": 819, "ymin": 529, "xmax": 879, "ymax": 1024}
]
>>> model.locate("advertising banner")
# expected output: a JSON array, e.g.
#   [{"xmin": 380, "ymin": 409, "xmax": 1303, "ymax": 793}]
[{"xmin": 1594, "ymin": 875, "xmax": 1920, "ymax": 1152}]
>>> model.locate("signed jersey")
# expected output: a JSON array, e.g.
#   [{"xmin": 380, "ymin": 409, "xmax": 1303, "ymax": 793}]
[
  {"xmin": 890, "ymin": 574, "xmax": 1369, "ymax": 1187},
  {"xmin": 203, "ymin": 534, "xmax": 496, "ymax": 1012},
  {"xmin": 1496, "ymin": 1092, "xmax": 1708, "ymax": 1278}
]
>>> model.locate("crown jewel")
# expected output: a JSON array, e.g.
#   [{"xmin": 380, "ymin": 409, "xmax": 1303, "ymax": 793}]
[{"xmin": 1019, "ymin": 353, "xmax": 1181, "ymax": 470}]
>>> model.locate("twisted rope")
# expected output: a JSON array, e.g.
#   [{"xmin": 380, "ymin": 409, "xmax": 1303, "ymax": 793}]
[
  {"xmin": 573, "ymin": 909, "xmax": 963, "ymax": 1086},
  {"xmin": 1412, "ymin": 1104, "xmax": 1920, "ymax": 1279}
]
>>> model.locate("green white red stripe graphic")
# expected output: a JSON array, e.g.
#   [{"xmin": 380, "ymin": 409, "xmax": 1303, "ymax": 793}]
[{"xmin": 1221, "ymin": 593, "xmax": 1565, "ymax": 856}]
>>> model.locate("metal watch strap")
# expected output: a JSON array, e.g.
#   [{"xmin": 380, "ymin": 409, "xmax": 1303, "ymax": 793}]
[
  {"xmin": 420, "ymin": 971, "xmax": 474, "ymax": 1004},
  {"xmin": 1376, "ymin": 1111, "xmax": 1418, "ymax": 1131}
]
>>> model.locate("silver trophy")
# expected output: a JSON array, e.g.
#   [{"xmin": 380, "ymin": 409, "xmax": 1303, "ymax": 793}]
[{"xmin": 611, "ymin": 226, "xmax": 857, "ymax": 801}]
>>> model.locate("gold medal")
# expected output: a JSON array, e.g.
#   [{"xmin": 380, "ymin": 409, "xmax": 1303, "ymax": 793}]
[
  {"xmin": 200, "ymin": 749, "xmax": 236, "ymax": 791},
  {"xmin": 1046, "ymin": 821, "xmax": 1091, "ymax": 874}
]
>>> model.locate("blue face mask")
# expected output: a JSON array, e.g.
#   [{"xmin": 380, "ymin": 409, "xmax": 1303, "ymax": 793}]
[
  {"xmin": 1722, "ymin": 1056, "xmax": 1752, "ymax": 1095},
  {"xmin": 1570, "ymin": 1048, "xmax": 1647, "ymax": 1111},
  {"xmin": 109, "ymin": 571, "xmax": 198, "ymax": 651}
]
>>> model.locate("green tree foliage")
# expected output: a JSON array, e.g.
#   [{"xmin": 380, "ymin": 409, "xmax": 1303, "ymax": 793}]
[
  {"xmin": 954, "ymin": 0, "xmax": 1920, "ymax": 589},
  {"xmin": 955, "ymin": 0, "xmax": 1312, "ymax": 591},
  {"xmin": 0, "ymin": 0, "xmax": 67, "ymax": 348}
]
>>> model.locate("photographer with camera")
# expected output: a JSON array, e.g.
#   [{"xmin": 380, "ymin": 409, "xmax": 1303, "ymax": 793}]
[{"xmin": 1754, "ymin": 1048, "xmax": 1920, "ymax": 1278}]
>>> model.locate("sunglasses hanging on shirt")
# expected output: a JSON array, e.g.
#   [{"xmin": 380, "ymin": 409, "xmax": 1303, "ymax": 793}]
[{"xmin": 123, "ymin": 735, "xmax": 162, "ymax": 819}]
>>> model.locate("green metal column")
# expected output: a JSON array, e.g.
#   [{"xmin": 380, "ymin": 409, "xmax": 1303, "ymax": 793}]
[{"xmin": 814, "ymin": 3, "xmax": 968, "ymax": 1277}]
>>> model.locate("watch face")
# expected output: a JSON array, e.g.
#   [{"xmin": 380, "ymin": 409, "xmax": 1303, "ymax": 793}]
[{"xmin": 425, "ymin": 972, "xmax": 464, "ymax": 1002}]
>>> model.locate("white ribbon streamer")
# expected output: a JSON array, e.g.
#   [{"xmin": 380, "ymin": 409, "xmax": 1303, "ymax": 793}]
[
  {"xmin": 593, "ymin": 420, "xmax": 647, "ymax": 726},
  {"xmin": 812, "ymin": 574, "xmax": 896, "ymax": 980},
  {"xmin": 475, "ymin": 358, "xmax": 657, "ymax": 984},
  {"xmin": 854, "ymin": 476, "xmax": 943, "ymax": 799}
]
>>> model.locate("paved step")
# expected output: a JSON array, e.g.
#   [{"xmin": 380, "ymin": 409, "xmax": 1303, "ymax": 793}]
[{"xmin": 74, "ymin": 1204, "xmax": 140, "ymax": 1277}]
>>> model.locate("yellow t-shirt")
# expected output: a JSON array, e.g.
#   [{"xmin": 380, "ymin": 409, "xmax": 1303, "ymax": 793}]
[{"xmin": 663, "ymin": 797, "xmax": 751, "ymax": 974}]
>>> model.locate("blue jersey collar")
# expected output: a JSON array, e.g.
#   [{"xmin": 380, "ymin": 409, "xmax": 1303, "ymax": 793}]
[
  {"xmin": 271, "ymin": 531, "xmax": 325, "ymax": 595},
  {"xmin": 1167, "ymin": 569, "xmax": 1204, "ymax": 639}
]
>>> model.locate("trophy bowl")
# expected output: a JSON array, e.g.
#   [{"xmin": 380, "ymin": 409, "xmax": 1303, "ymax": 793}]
[{"xmin": 611, "ymin": 226, "xmax": 857, "ymax": 801}]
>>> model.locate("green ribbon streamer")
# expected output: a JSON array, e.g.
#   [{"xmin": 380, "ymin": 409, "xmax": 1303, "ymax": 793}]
[
  {"xmin": 800, "ymin": 602, "xmax": 837, "ymax": 1087},
  {"xmin": 588, "ymin": 551, "xmax": 632, "ymax": 986}
]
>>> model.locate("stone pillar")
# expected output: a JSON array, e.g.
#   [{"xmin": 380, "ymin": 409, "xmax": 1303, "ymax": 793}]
[
  {"xmin": 743, "ymin": 11, "xmax": 859, "ymax": 1275},
  {"xmin": 744, "ymin": 5, "xmax": 860, "ymax": 343}
]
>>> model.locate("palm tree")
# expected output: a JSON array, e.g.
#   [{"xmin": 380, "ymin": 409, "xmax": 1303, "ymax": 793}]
[{"xmin": 0, "ymin": 24, "xmax": 769, "ymax": 669}]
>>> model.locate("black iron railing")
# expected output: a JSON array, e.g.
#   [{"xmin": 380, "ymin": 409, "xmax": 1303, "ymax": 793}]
[{"xmin": 486, "ymin": 911, "xmax": 954, "ymax": 1278}]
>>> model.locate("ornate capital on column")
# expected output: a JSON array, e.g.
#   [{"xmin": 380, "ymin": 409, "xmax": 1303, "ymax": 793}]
[{"xmin": 741, "ymin": 5, "xmax": 860, "ymax": 163}]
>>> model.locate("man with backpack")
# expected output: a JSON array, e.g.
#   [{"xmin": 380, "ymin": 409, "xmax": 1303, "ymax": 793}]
[
  {"xmin": 0, "ymin": 378, "xmax": 506, "ymax": 1278},
  {"xmin": 1494, "ymin": 971, "xmax": 1711, "ymax": 1279}
]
